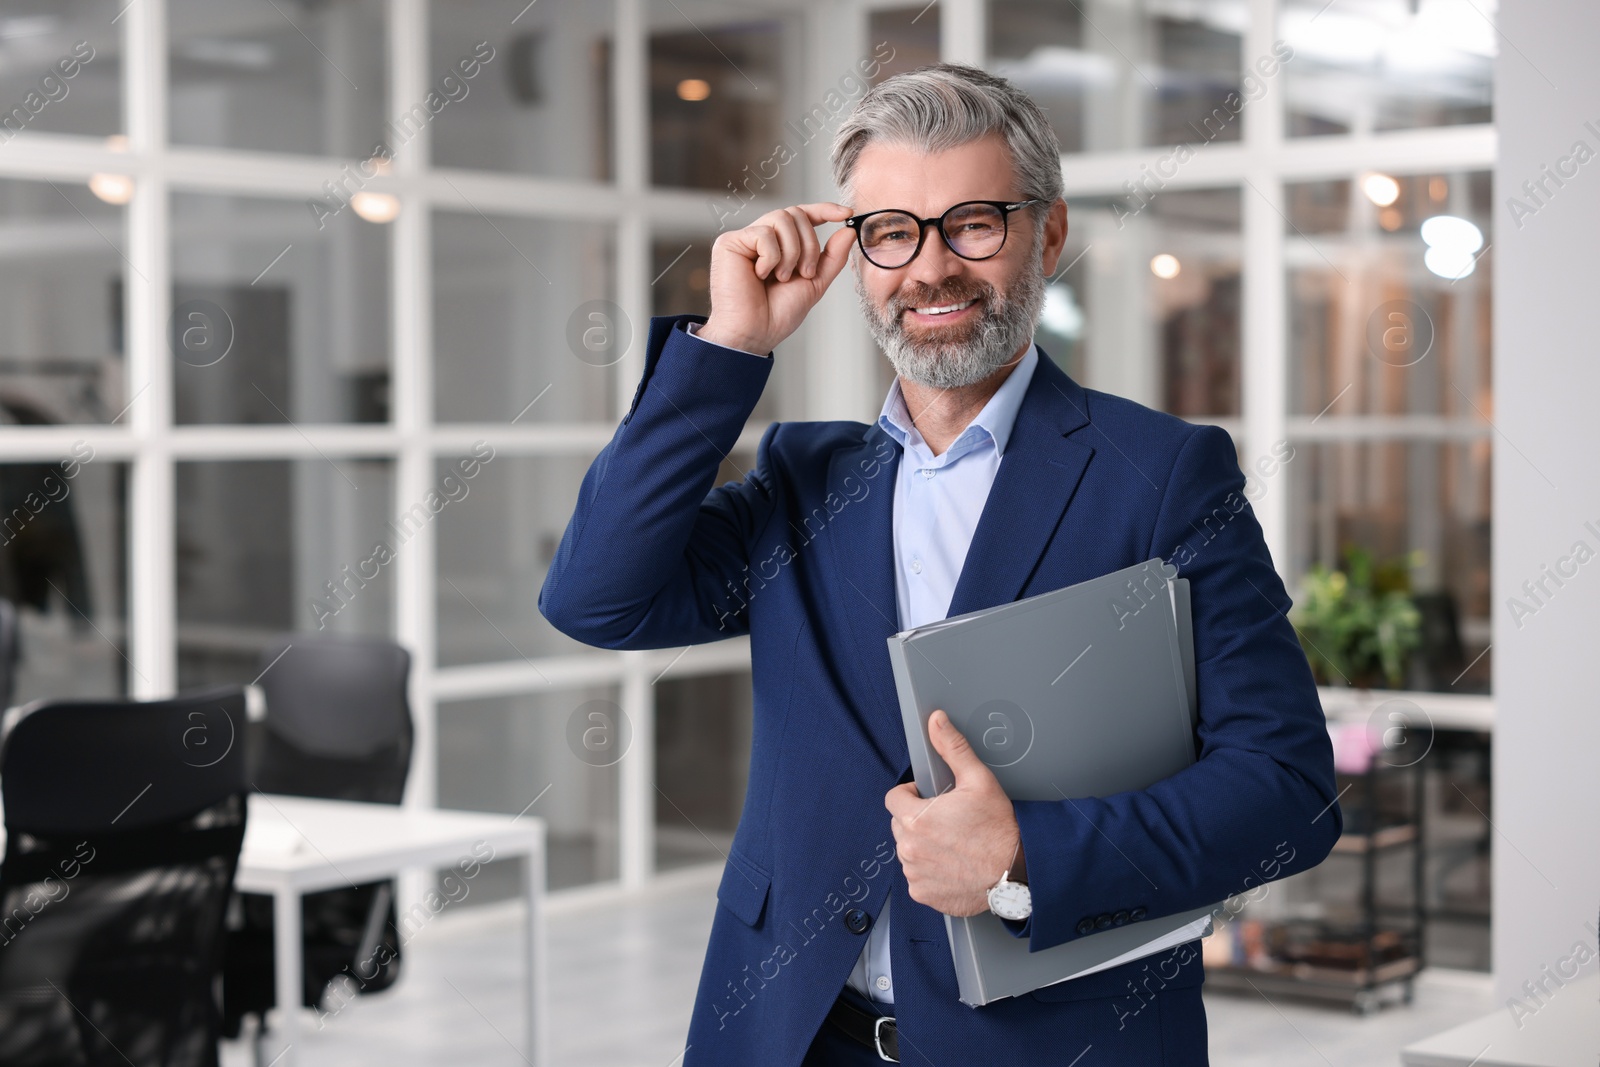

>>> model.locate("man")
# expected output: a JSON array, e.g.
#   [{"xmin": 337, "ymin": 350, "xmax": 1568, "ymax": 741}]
[{"xmin": 540, "ymin": 63, "xmax": 1340, "ymax": 1066}]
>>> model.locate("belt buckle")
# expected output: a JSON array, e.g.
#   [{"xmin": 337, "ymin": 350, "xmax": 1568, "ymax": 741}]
[{"xmin": 873, "ymin": 1015, "xmax": 898, "ymax": 1062}]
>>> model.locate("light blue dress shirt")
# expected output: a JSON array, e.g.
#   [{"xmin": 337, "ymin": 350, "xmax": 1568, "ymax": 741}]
[
  {"xmin": 847, "ymin": 343, "xmax": 1040, "ymax": 1006},
  {"xmin": 684, "ymin": 320, "xmax": 1041, "ymax": 1008}
]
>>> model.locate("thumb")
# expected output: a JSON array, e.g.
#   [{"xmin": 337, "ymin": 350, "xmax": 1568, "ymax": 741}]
[
  {"xmin": 812, "ymin": 225, "xmax": 855, "ymax": 291},
  {"xmin": 929, "ymin": 709, "xmax": 989, "ymax": 785}
]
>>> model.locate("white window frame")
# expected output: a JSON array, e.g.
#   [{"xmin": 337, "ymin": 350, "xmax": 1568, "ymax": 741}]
[{"xmin": 0, "ymin": 0, "xmax": 1494, "ymax": 896}]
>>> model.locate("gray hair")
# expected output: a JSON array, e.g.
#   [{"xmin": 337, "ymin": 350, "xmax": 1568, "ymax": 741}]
[{"xmin": 830, "ymin": 62, "xmax": 1063, "ymax": 227}]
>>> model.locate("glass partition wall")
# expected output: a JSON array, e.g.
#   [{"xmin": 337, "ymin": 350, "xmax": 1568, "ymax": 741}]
[{"xmin": 0, "ymin": 0, "xmax": 1493, "ymax": 900}]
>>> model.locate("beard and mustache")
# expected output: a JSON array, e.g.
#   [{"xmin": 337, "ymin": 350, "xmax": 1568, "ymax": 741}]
[{"xmin": 852, "ymin": 233, "xmax": 1047, "ymax": 391}]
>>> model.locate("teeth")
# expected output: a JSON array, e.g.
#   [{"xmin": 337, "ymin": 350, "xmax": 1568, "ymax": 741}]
[{"xmin": 912, "ymin": 298, "xmax": 976, "ymax": 315}]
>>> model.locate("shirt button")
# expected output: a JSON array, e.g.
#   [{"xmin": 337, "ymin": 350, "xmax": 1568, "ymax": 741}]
[
  {"xmin": 910, "ymin": 559, "xmax": 922, "ymax": 574},
  {"xmin": 921, "ymin": 468, "xmax": 935, "ymax": 478},
  {"xmin": 875, "ymin": 975, "xmax": 891, "ymax": 992}
]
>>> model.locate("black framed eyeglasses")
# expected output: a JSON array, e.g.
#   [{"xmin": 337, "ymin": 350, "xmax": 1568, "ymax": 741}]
[{"xmin": 844, "ymin": 198, "xmax": 1044, "ymax": 269}]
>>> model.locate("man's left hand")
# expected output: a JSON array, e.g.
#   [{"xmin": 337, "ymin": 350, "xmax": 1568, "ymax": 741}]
[{"xmin": 886, "ymin": 708, "xmax": 1023, "ymax": 917}]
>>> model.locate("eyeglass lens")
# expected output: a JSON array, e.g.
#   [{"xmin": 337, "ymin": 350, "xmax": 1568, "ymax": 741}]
[{"xmin": 857, "ymin": 202, "xmax": 1008, "ymax": 268}]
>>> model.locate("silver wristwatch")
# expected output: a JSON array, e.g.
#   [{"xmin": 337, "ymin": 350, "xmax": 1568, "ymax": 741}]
[{"xmin": 987, "ymin": 842, "xmax": 1032, "ymax": 921}]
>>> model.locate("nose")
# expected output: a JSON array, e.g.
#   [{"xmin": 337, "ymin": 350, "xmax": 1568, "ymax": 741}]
[{"xmin": 902, "ymin": 221, "xmax": 968, "ymax": 290}]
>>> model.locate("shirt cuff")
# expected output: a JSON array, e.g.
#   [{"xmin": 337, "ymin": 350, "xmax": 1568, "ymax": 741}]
[
  {"xmin": 1001, "ymin": 913, "xmax": 1033, "ymax": 938},
  {"xmin": 685, "ymin": 320, "xmax": 770, "ymax": 358}
]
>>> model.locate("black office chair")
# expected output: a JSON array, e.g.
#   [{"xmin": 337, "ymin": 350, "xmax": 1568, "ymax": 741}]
[
  {"xmin": 0, "ymin": 686, "xmax": 249, "ymax": 1067},
  {"xmin": 221, "ymin": 634, "xmax": 413, "ymax": 1042},
  {"xmin": 1412, "ymin": 591, "xmax": 1468, "ymax": 690}
]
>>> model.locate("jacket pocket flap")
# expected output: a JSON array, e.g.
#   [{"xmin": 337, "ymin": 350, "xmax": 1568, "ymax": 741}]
[{"xmin": 716, "ymin": 850, "xmax": 772, "ymax": 927}]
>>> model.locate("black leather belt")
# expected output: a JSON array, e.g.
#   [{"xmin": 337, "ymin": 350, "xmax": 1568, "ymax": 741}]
[{"xmin": 826, "ymin": 992, "xmax": 898, "ymax": 1062}]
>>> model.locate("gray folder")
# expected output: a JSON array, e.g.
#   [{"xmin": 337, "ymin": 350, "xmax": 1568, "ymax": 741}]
[{"xmin": 887, "ymin": 557, "xmax": 1217, "ymax": 1006}]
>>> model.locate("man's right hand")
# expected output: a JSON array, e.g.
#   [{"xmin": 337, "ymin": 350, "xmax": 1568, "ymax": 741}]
[{"xmin": 697, "ymin": 203, "xmax": 856, "ymax": 356}]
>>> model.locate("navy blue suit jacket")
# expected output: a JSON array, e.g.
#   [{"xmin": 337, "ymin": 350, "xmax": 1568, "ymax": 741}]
[{"xmin": 540, "ymin": 315, "xmax": 1342, "ymax": 1066}]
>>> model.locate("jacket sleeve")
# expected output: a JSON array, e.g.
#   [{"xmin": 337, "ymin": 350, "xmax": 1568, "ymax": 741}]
[
  {"xmin": 538, "ymin": 314, "xmax": 782, "ymax": 650},
  {"xmin": 1003, "ymin": 425, "xmax": 1342, "ymax": 951}
]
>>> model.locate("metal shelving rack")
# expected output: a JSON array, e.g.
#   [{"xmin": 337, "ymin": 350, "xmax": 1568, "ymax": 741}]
[{"xmin": 1207, "ymin": 760, "xmax": 1426, "ymax": 1015}]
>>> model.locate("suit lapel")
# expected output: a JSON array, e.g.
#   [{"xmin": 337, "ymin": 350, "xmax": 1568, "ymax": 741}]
[
  {"xmin": 822, "ymin": 423, "xmax": 909, "ymax": 773},
  {"xmin": 946, "ymin": 352, "xmax": 1096, "ymax": 618}
]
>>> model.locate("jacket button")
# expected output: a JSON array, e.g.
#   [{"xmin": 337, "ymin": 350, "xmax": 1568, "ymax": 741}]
[
  {"xmin": 1113, "ymin": 910, "xmax": 1129, "ymax": 926},
  {"xmin": 845, "ymin": 908, "xmax": 871, "ymax": 935},
  {"xmin": 1094, "ymin": 913, "xmax": 1113, "ymax": 930},
  {"xmin": 1076, "ymin": 917, "xmax": 1095, "ymax": 936},
  {"xmin": 1130, "ymin": 906, "xmax": 1148, "ymax": 921}
]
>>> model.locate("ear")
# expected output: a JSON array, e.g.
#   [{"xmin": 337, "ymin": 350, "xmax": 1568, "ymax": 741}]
[{"xmin": 1038, "ymin": 198, "xmax": 1069, "ymax": 277}]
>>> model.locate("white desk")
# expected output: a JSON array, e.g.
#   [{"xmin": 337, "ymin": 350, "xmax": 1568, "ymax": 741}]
[
  {"xmin": 1401, "ymin": 973, "xmax": 1596, "ymax": 1066},
  {"xmin": 1317, "ymin": 685, "xmax": 1495, "ymax": 734},
  {"xmin": 235, "ymin": 795, "xmax": 547, "ymax": 1067}
]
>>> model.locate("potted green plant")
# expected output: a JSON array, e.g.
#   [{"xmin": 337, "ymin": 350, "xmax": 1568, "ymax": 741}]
[{"xmin": 1290, "ymin": 546, "xmax": 1423, "ymax": 689}]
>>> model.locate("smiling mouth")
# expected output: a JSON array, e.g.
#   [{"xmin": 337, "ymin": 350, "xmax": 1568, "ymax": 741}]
[{"xmin": 910, "ymin": 297, "xmax": 976, "ymax": 316}]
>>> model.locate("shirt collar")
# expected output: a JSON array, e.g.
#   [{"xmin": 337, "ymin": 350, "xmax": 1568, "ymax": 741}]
[{"xmin": 877, "ymin": 343, "xmax": 1040, "ymax": 461}]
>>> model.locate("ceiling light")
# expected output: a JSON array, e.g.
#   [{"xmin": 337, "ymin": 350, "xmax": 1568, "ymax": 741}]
[
  {"xmin": 1424, "ymin": 246, "xmax": 1476, "ymax": 280},
  {"xmin": 1420, "ymin": 215, "xmax": 1483, "ymax": 254},
  {"xmin": 1420, "ymin": 214, "xmax": 1482, "ymax": 279},
  {"xmin": 350, "ymin": 191, "xmax": 400, "ymax": 224},
  {"xmin": 88, "ymin": 173, "xmax": 133, "ymax": 205},
  {"xmin": 88, "ymin": 135, "xmax": 132, "ymax": 205},
  {"xmin": 1150, "ymin": 253, "xmax": 1181, "ymax": 279},
  {"xmin": 1362, "ymin": 173, "xmax": 1400, "ymax": 206},
  {"xmin": 1040, "ymin": 283, "xmax": 1084, "ymax": 340}
]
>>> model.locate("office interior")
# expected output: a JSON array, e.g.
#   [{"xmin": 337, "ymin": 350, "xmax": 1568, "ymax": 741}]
[{"xmin": 0, "ymin": 0, "xmax": 1592, "ymax": 1064}]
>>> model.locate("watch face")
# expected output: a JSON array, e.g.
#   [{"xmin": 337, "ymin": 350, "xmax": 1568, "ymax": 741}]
[{"xmin": 988, "ymin": 880, "xmax": 1032, "ymax": 921}]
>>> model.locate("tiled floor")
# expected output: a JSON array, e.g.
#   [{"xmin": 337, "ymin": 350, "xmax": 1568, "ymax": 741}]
[{"xmin": 220, "ymin": 868, "xmax": 1498, "ymax": 1067}]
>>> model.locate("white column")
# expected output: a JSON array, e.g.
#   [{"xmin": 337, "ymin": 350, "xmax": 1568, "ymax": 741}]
[
  {"xmin": 1241, "ymin": 0, "xmax": 1289, "ymax": 574},
  {"xmin": 804, "ymin": 0, "xmax": 876, "ymax": 424},
  {"xmin": 1490, "ymin": 0, "xmax": 1600, "ymax": 1006},
  {"xmin": 1083, "ymin": 0, "xmax": 1146, "ymax": 153},
  {"xmin": 124, "ymin": 0, "xmax": 174, "ymax": 698},
  {"xmin": 614, "ymin": 0, "xmax": 655, "ymax": 889},
  {"xmin": 941, "ymin": 0, "xmax": 986, "ymax": 67},
  {"xmin": 392, "ymin": 0, "xmax": 437, "ymax": 915}
]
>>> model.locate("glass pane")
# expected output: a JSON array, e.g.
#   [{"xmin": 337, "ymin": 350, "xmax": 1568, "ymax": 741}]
[
  {"xmin": 433, "ymin": 209, "xmax": 616, "ymax": 423},
  {"xmin": 1018, "ymin": 188, "xmax": 1240, "ymax": 418},
  {"xmin": 176, "ymin": 459, "xmax": 394, "ymax": 690},
  {"xmin": 438, "ymin": 687, "xmax": 622, "ymax": 890},
  {"xmin": 989, "ymin": 0, "xmax": 1246, "ymax": 153},
  {"xmin": 171, "ymin": 192, "xmax": 391, "ymax": 425},
  {"xmin": 869, "ymin": 6, "xmax": 940, "ymax": 86},
  {"xmin": 1287, "ymin": 171, "xmax": 1491, "ymax": 418},
  {"xmin": 0, "ymin": 1, "xmax": 122, "ymax": 140},
  {"xmin": 1287, "ymin": 440, "xmax": 1491, "ymax": 693},
  {"xmin": 649, "ymin": 8, "xmax": 787, "ymax": 194},
  {"xmin": 650, "ymin": 235, "xmax": 711, "ymax": 319},
  {"xmin": 0, "ymin": 456, "xmax": 127, "ymax": 703},
  {"xmin": 435, "ymin": 453, "xmax": 591, "ymax": 668},
  {"xmin": 0, "ymin": 178, "xmax": 126, "ymax": 424},
  {"xmin": 427, "ymin": 0, "xmax": 612, "ymax": 180},
  {"xmin": 655, "ymin": 670, "xmax": 752, "ymax": 872},
  {"xmin": 1280, "ymin": 0, "xmax": 1494, "ymax": 137},
  {"xmin": 169, "ymin": 0, "xmax": 387, "ymax": 157}
]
